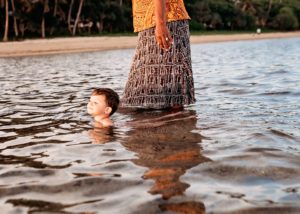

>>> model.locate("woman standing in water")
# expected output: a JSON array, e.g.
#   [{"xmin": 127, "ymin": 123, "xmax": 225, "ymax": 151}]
[{"xmin": 121, "ymin": 0, "xmax": 195, "ymax": 109}]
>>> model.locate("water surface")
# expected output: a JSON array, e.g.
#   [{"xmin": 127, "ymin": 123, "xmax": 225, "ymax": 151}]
[{"xmin": 0, "ymin": 37, "xmax": 300, "ymax": 213}]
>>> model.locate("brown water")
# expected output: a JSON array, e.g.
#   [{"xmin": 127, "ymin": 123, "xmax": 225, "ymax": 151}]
[{"xmin": 0, "ymin": 38, "xmax": 300, "ymax": 214}]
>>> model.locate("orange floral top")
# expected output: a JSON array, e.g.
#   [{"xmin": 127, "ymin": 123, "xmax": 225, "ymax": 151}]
[{"xmin": 132, "ymin": 0, "xmax": 191, "ymax": 32}]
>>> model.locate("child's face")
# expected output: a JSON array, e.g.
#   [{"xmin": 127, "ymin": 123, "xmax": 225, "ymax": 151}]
[{"xmin": 87, "ymin": 95, "xmax": 111, "ymax": 117}]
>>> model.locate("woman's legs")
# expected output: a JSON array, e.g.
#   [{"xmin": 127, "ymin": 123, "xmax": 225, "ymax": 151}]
[{"xmin": 121, "ymin": 20, "xmax": 195, "ymax": 109}]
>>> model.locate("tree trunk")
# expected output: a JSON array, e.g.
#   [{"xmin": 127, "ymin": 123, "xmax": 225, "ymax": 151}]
[
  {"xmin": 10, "ymin": 0, "xmax": 18, "ymax": 37},
  {"xmin": 41, "ymin": 0, "xmax": 49, "ymax": 38},
  {"xmin": 68, "ymin": 0, "xmax": 74, "ymax": 33},
  {"xmin": 54, "ymin": 0, "xmax": 58, "ymax": 16},
  {"xmin": 267, "ymin": 0, "xmax": 273, "ymax": 16},
  {"xmin": 120, "ymin": 0, "xmax": 122, "ymax": 6},
  {"xmin": 41, "ymin": 16, "xmax": 45, "ymax": 38},
  {"xmin": 99, "ymin": 15, "xmax": 105, "ymax": 33},
  {"xmin": 72, "ymin": 0, "xmax": 84, "ymax": 36},
  {"xmin": 3, "ymin": 0, "xmax": 9, "ymax": 41}
]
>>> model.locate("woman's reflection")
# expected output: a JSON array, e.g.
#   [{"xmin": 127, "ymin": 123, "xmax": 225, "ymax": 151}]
[
  {"xmin": 121, "ymin": 110, "xmax": 210, "ymax": 213},
  {"xmin": 88, "ymin": 109, "xmax": 210, "ymax": 213}
]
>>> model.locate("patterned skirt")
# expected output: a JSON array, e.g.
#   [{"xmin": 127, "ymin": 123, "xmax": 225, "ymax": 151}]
[{"xmin": 121, "ymin": 20, "xmax": 196, "ymax": 109}]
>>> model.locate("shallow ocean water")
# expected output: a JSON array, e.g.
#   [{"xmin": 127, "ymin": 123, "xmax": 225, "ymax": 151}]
[{"xmin": 0, "ymin": 37, "xmax": 300, "ymax": 214}]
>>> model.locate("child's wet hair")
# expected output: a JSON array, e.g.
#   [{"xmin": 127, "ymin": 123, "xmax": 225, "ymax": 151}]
[{"xmin": 92, "ymin": 88, "xmax": 120, "ymax": 116}]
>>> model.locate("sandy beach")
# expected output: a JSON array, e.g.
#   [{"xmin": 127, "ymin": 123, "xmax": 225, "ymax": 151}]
[{"xmin": 0, "ymin": 31, "xmax": 300, "ymax": 57}]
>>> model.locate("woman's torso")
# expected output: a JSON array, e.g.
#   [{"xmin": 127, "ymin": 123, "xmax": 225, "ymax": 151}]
[{"xmin": 132, "ymin": 0, "xmax": 190, "ymax": 32}]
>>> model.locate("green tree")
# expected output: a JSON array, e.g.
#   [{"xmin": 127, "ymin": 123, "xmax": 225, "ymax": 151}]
[
  {"xmin": 72, "ymin": 0, "xmax": 84, "ymax": 36},
  {"xmin": 273, "ymin": 6, "xmax": 299, "ymax": 30}
]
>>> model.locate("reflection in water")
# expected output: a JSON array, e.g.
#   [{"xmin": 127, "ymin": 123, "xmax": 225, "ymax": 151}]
[
  {"xmin": 88, "ymin": 126, "xmax": 116, "ymax": 144},
  {"xmin": 121, "ymin": 110, "xmax": 210, "ymax": 213}
]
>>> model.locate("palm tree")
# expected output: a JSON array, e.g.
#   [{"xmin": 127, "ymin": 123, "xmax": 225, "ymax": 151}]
[
  {"xmin": 3, "ymin": 0, "xmax": 9, "ymax": 41},
  {"xmin": 10, "ymin": 0, "xmax": 18, "ymax": 37},
  {"xmin": 72, "ymin": 0, "xmax": 84, "ymax": 36},
  {"xmin": 41, "ymin": 0, "xmax": 49, "ymax": 38},
  {"xmin": 54, "ymin": 0, "xmax": 58, "ymax": 16},
  {"xmin": 49, "ymin": 0, "xmax": 67, "ymax": 35},
  {"xmin": 267, "ymin": 0, "xmax": 273, "ymax": 17},
  {"xmin": 239, "ymin": 0, "xmax": 256, "ymax": 14},
  {"xmin": 261, "ymin": 0, "xmax": 274, "ymax": 27},
  {"xmin": 68, "ymin": 0, "xmax": 74, "ymax": 33}
]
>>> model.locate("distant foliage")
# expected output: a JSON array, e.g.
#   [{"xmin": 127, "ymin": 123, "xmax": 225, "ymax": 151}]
[
  {"xmin": 1, "ymin": 0, "xmax": 300, "ymax": 41},
  {"xmin": 272, "ymin": 7, "xmax": 299, "ymax": 30}
]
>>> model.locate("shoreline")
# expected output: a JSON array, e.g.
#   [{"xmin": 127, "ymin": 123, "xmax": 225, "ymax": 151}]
[{"xmin": 0, "ymin": 31, "xmax": 300, "ymax": 58}]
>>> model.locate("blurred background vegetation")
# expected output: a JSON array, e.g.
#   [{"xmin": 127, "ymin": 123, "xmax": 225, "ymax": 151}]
[{"xmin": 1, "ymin": 0, "xmax": 300, "ymax": 41}]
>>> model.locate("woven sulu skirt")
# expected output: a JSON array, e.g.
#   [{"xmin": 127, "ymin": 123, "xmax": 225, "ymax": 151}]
[{"xmin": 121, "ymin": 19, "xmax": 196, "ymax": 109}]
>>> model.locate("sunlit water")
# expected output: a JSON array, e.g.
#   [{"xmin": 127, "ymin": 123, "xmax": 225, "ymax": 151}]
[{"xmin": 0, "ymin": 37, "xmax": 300, "ymax": 214}]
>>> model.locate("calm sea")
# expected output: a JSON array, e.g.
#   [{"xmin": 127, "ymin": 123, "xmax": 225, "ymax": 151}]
[{"xmin": 0, "ymin": 37, "xmax": 299, "ymax": 213}]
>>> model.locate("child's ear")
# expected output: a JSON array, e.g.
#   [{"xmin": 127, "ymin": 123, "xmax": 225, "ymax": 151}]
[{"xmin": 104, "ymin": 107, "xmax": 112, "ymax": 115}]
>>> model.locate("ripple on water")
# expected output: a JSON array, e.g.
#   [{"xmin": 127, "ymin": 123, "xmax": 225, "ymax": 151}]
[{"xmin": 0, "ymin": 38, "xmax": 300, "ymax": 213}]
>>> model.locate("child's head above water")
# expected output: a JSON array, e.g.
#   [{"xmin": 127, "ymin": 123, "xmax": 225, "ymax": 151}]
[{"xmin": 87, "ymin": 88, "xmax": 119, "ymax": 127}]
